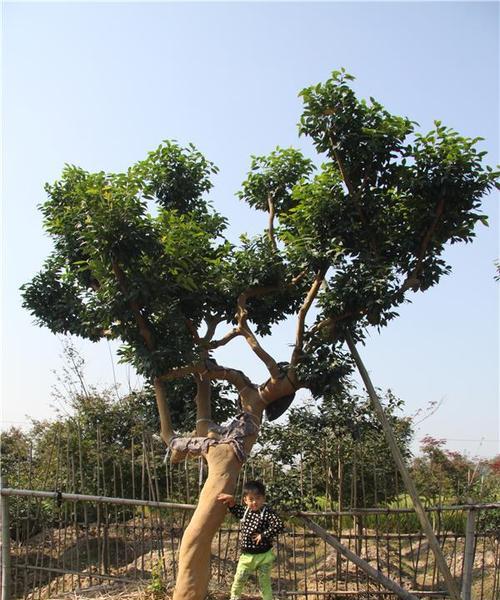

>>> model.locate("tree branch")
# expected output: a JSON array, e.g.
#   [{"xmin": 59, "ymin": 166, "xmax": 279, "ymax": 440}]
[
  {"xmin": 398, "ymin": 196, "xmax": 447, "ymax": 294},
  {"xmin": 332, "ymin": 145, "xmax": 355, "ymax": 195},
  {"xmin": 329, "ymin": 136, "xmax": 379, "ymax": 254},
  {"xmin": 185, "ymin": 318, "xmax": 201, "ymax": 343},
  {"xmin": 237, "ymin": 289, "xmax": 281, "ymax": 379},
  {"xmin": 209, "ymin": 327, "xmax": 241, "ymax": 349},
  {"xmin": 193, "ymin": 374, "xmax": 212, "ymax": 436},
  {"xmin": 310, "ymin": 316, "xmax": 334, "ymax": 335},
  {"xmin": 165, "ymin": 275, "xmax": 310, "ymax": 382},
  {"xmin": 307, "ymin": 308, "xmax": 363, "ymax": 347},
  {"xmin": 418, "ymin": 197, "xmax": 446, "ymax": 261},
  {"xmin": 111, "ymin": 258, "xmax": 155, "ymax": 351},
  {"xmin": 159, "ymin": 359, "xmax": 253, "ymax": 393},
  {"xmin": 305, "ymin": 197, "xmax": 447, "ymax": 341},
  {"xmin": 210, "ymin": 275, "xmax": 310, "ymax": 374},
  {"xmin": 203, "ymin": 315, "xmax": 222, "ymax": 343},
  {"xmin": 291, "ymin": 268, "xmax": 327, "ymax": 366},
  {"xmin": 267, "ymin": 192, "xmax": 277, "ymax": 252},
  {"xmin": 209, "ymin": 272, "xmax": 306, "ymax": 350},
  {"xmin": 183, "ymin": 315, "xmax": 225, "ymax": 350},
  {"xmin": 159, "ymin": 365, "xmax": 200, "ymax": 380},
  {"xmin": 292, "ymin": 269, "xmax": 308, "ymax": 285},
  {"xmin": 153, "ymin": 377, "xmax": 175, "ymax": 444},
  {"xmin": 111, "ymin": 259, "xmax": 176, "ymax": 445}
]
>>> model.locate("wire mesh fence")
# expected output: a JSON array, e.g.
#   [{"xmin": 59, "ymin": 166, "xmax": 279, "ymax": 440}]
[{"xmin": 1, "ymin": 488, "xmax": 499, "ymax": 599}]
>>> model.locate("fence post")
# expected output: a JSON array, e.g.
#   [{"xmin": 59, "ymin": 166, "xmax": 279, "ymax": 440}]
[
  {"xmin": 461, "ymin": 507, "xmax": 476, "ymax": 600},
  {"xmin": 0, "ymin": 476, "xmax": 11, "ymax": 600}
]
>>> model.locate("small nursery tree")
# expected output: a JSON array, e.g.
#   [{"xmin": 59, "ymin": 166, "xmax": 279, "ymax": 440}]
[{"xmin": 22, "ymin": 70, "xmax": 497, "ymax": 599}]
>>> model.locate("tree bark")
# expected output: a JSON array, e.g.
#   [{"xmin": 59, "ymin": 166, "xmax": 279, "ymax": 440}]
[
  {"xmin": 172, "ymin": 393, "xmax": 262, "ymax": 600},
  {"xmin": 172, "ymin": 444, "xmax": 242, "ymax": 600},
  {"xmin": 168, "ymin": 359, "xmax": 297, "ymax": 599},
  {"xmin": 194, "ymin": 375, "xmax": 211, "ymax": 436},
  {"xmin": 153, "ymin": 378, "xmax": 174, "ymax": 444}
]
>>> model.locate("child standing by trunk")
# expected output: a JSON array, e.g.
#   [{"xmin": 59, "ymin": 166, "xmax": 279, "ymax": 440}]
[{"xmin": 217, "ymin": 480, "xmax": 284, "ymax": 600}]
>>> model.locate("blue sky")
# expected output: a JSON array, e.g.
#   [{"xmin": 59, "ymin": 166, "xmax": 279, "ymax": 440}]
[{"xmin": 2, "ymin": 1, "xmax": 498, "ymax": 458}]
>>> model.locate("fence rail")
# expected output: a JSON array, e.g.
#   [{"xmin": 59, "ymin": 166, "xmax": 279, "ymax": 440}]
[{"xmin": 1, "ymin": 487, "xmax": 498, "ymax": 599}]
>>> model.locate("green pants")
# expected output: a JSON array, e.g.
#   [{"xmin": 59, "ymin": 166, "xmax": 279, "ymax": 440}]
[{"xmin": 230, "ymin": 548, "xmax": 276, "ymax": 600}]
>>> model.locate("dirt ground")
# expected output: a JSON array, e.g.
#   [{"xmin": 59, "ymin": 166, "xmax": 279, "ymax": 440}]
[
  {"xmin": 13, "ymin": 522, "xmax": 498, "ymax": 600},
  {"xmin": 50, "ymin": 583, "xmax": 260, "ymax": 600}
]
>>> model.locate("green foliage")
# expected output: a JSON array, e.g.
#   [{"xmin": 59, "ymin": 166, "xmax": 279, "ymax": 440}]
[
  {"xmin": 21, "ymin": 70, "xmax": 498, "ymax": 427},
  {"xmin": 0, "ymin": 426, "xmax": 31, "ymax": 480},
  {"xmin": 294, "ymin": 344, "xmax": 352, "ymax": 399},
  {"xmin": 238, "ymin": 147, "xmax": 314, "ymax": 214},
  {"xmin": 280, "ymin": 163, "xmax": 346, "ymax": 269},
  {"xmin": 0, "ymin": 387, "xmax": 191, "ymax": 537},
  {"xmin": 256, "ymin": 388, "xmax": 413, "ymax": 509},
  {"xmin": 1, "ymin": 339, "xmax": 237, "ymax": 498},
  {"xmin": 18, "ymin": 390, "xmax": 160, "ymax": 490},
  {"xmin": 162, "ymin": 377, "xmax": 238, "ymax": 431},
  {"xmin": 148, "ymin": 559, "xmax": 167, "ymax": 596},
  {"xmin": 21, "ymin": 142, "xmax": 232, "ymax": 377},
  {"xmin": 288, "ymin": 69, "xmax": 498, "ymax": 342},
  {"xmin": 3, "ymin": 379, "xmax": 498, "ymax": 537},
  {"xmin": 135, "ymin": 141, "xmax": 218, "ymax": 213},
  {"xmin": 227, "ymin": 235, "xmax": 308, "ymax": 335}
]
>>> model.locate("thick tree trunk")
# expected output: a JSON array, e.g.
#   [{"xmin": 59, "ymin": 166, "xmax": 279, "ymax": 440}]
[
  {"xmin": 172, "ymin": 444, "xmax": 247, "ymax": 600},
  {"xmin": 170, "ymin": 373, "xmax": 294, "ymax": 599}
]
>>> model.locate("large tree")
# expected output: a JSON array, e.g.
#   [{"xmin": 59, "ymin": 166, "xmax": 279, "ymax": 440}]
[{"xmin": 22, "ymin": 70, "xmax": 497, "ymax": 599}]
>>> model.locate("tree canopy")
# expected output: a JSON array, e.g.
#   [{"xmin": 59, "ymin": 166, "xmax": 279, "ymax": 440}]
[{"xmin": 22, "ymin": 69, "xmax": 498, "ymax": 429}]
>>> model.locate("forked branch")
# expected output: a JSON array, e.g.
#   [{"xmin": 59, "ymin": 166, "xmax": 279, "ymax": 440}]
[
  {"xmin": 203, "ymin": 315, "xmax": 222, "ymax": 343},
  {"xmin": 209, "ymin": 327, "xmax": 241, "ymax": 349},
  {"xmin": 210, "ymin": 271, "xmax": 305, "ymax": 351},
  {"xmin": 159, "ymin": 360, "xmax": 253, "ymax": 394},
  {"xmin": 237, "ymin": 288, "xmax": 281, "ymax": 379}
]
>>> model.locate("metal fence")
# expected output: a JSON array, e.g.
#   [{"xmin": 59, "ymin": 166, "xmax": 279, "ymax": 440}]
[
  {"xmin": 1, "ymin": 487, "xmax": 498, "ymax": 599},
  {"xmin": 2, "ymin": 423, "xmax": 499, "ymax": 598}
]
